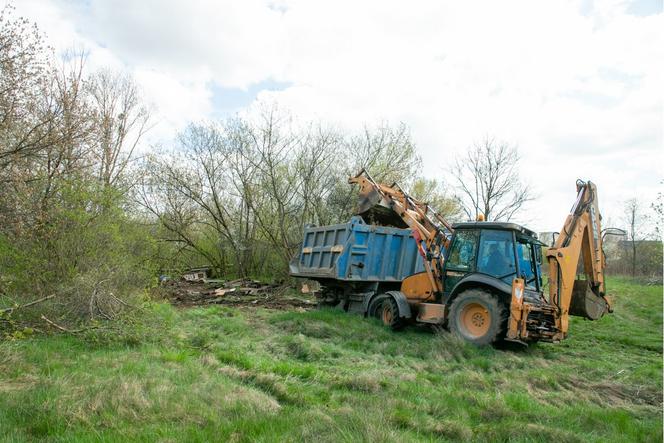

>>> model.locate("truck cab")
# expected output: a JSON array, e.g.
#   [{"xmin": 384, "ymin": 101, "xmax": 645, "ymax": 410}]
[{"xmin": 392, "ymin": 221, "xmax": 550, "ymax": 345}]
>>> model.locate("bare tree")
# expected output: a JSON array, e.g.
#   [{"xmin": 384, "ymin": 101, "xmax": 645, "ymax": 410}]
[
  {"xmin": 86, "ymin": 68, "xmax": 151, "ymax": 188},
  {"xmin": 230, "ymin": 108, "xmax": 341, "ymax": 267},
  {"xmin": 623, "ymin": 198, "xmax": 641, "ymax": 277},
  {"xmin": 137, "ymin": 124, "xmax": 238, "ymax": 275},
  {"xmin": 450, "ymin": 136, "xmax": 533, "ymax": 221}
]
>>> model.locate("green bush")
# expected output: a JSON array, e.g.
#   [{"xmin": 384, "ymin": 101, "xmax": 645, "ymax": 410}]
[{"xmin": 0, "ymin": 180, "xmax": 159, "ymax": 334}]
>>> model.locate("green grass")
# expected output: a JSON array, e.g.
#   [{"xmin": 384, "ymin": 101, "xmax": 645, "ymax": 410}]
[{"xmin": 1, "ymin": 277, "xmax": 662, "ymax": 442}]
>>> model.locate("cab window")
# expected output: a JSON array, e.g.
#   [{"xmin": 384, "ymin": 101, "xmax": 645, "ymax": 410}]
[
  {"xmin": 477, "ymin": 230, "xmax": 516, "ymax": 283},
  {"xmin": 446, "ymin": 230, "xmax": 478, "ymax": 271},
  {"xmin": 517, "ymin": 239, "xmax": 538, "ymax": 288}
]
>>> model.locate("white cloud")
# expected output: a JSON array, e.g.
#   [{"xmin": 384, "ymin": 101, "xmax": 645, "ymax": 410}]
[
  {"xmin": 132, "ymin": 67, "xmax": 213, "ymax": 138},
  {"xmin": 81, "ymin": 0, "xmax": 287, "ymax": 88},
  {"xmin": 10, "ymin": 0, "xmax": 663, "ymax": 232}
]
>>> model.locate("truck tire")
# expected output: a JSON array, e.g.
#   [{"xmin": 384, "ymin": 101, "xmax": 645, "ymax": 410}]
[
  {"xmin": 380, "ymin": 297, "xmax": 406, "ymax": 331},
  {"xmin": 368, "ymin": 295, "xmax": 405, "ymax": 331},
  {"xmin": 367, "ymin": 294, "xmax": 388, "ymax": 319},
  {"xmin": 448, "ymin": 289, "xmax": 506, "ymax": 345}
]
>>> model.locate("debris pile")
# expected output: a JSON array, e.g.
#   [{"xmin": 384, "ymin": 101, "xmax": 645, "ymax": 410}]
[{"xmin": 160, "ymin": 277, "xmax": 315, "ymax": 310}]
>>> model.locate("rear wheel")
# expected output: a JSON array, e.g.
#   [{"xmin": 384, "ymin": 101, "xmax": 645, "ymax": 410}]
[
  {"xmin": 368, "ymin": 295, "xmax": 387, "ymax": 319},
  {"xmin": 448, "ymin": 289, "xmax": 506, "ymax": 345}
]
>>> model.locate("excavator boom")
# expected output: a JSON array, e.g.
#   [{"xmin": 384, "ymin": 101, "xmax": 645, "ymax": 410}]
[{"xmin": 545, "ymin": 180, "xmax": 611, "ymax": 337}]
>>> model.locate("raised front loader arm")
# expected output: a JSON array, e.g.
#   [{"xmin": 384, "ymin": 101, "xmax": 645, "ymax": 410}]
[
  {"xmin": 348, "ymin": 169, "xmax": 452, "ymax": 296},
  {"xmin": 546, "ymin": 180, "xmax": 612, "ymax": 336}
]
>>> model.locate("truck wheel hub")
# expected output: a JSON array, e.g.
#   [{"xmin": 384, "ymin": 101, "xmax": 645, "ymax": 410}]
[
  {"xmin": 460, "ymin": 303, "xmax": 490, "ymax": 337},
  {"xmin": 382, "ymin": 305, "xmax": 393, "ymax": 324},
  {"xmin": 472, "ymin": 313, "xmax": 484, "ymax": 326}
]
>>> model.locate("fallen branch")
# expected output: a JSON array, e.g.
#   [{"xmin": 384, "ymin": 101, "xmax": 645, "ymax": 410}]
[
  {"xmin": 1, "ymin": 294, "xmax": 56, "ymax": 315},
  {"xmin": 40, "ymin": 315, "xmax": 100, "ymax": 334},
  {"xmin": 40, "ymin": 315, "xmax": 71, "ymax": 332}
]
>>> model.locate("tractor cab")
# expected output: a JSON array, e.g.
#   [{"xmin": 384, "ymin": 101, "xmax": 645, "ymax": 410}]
[{"xmin": 442, "ymin": 222, "xmax": 544, "ymax": 301}]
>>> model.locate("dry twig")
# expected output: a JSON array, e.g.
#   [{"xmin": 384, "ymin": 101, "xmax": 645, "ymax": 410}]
[
  {"xmin": 40, "ymin": 315, "xmax": 99, "ymax": 334},
  {"xmin": 1, "ymin": 294, "xmax": 56, "ymax": 315},
  {"xmin": 40, "ymin": 315, "xmax": 71, "ymax": 332}
]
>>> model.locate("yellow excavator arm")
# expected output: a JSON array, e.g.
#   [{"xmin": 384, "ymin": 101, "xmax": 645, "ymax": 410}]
[
  {"xmin": 348, "ymin": 169, "xmax": 452, "ymax": 295},
  {"xmin": 545, "ymin": 180, "xmax": 612, "ymax": 337}
]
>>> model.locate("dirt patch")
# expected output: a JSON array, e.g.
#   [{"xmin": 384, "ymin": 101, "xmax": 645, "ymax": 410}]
[
  {"xmin": 159, "ymin": 278, "xmax": 317, "ymax": 311},
  {"xmin": 525, "ymin": 375, "xmax": 663, "ymax": 409},
  {"xmin": 561, "ymin": 376, "xmax": 663, "ymax": 407}
]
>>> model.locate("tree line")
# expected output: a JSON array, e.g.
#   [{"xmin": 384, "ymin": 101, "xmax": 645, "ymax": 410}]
[
  {"xmin": 604, "ymin": 196, "xmax": 663, "ymax": 279},
  {"xmin": 136, "ymin": 112, "xmax": 461, "ymax": 279}
]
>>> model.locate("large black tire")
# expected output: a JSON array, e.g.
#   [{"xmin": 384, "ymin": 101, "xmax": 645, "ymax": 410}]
[
  {"xmin": 368, "ymin": 295, "xmax": 405, "ymax": 331},
  {"xmin": 448, "ymin": 289, "xmax": 507, "ymax": 345},
  {"xmin": 368, "ymin": 295, "xmax": 388, "ymax": 319},
  {"xmin": 382, "ymin": 297, "xmax": 406, "ymax": 331}
]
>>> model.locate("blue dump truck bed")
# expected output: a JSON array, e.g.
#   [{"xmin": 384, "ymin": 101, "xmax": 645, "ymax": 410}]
[{"xmin": 289, "ymin": 216, "xmax": 425, "ymax": 282}]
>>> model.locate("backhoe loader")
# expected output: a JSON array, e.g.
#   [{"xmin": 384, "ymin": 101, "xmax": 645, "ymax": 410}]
[{"xmin": 290, "ymin": 170, "xmax": 613, "ymax": 344}]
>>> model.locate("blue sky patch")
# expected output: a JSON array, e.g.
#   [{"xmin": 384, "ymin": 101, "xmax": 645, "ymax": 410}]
[{"xmin": 210, "ymin": 79, "xmax": 292, "ymax": 118}]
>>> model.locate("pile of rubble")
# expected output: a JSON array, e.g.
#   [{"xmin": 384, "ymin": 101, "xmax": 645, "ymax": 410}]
[{"xmin": 160, "ymin": 277, "xmax": 316, "ymax": 310}]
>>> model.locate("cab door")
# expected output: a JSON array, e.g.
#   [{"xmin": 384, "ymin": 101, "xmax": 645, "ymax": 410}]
[
  {"xmin": 476, "ymin": 229, "xmax": 517, "ymax": 284},
  {"xmin": 516, "ymin": 237, "xmax": 542, "ymax": 291},
  {"xmin": 442, "ymin": 229, "xmax": 479, "ymax": 295}
]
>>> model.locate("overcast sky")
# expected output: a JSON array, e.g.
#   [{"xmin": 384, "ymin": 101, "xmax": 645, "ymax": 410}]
[{"xmin": 10, "ymin": 0, "xmax": 663, "ymax": 233}]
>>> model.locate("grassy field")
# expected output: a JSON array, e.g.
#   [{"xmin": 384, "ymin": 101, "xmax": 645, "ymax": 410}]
[{"xmin": 1, "ymin": 277, "xmax": 662, "ymax": 442}]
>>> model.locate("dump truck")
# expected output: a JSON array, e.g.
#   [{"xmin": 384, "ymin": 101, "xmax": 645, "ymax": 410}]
[
  {"xmin": 290, "ymin": 170, "xmax": 613, "ymax": 345},
  {"xmin": 289, "ymin": 216, "xmax": 428, "ymax": 312}
]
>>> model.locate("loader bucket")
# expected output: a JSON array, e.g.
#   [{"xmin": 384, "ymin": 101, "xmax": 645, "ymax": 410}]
[
  {"xmin": 356, "ymin": 186, "xmax": 383, "ymax": 216},
  {"xmin": 569, "ymin": 279, "xmax": 609, "ymax": 320},
  {"xmin": 355, "ymin": 188, "xmax": 408, "ymax": 227}
]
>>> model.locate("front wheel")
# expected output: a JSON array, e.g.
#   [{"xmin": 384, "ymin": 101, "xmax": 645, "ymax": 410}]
[
  {"xmin": 448, "ymin": 289, "xmax": 506, "ymax": 345},
  {"xmin": 368, "ymin": 295, "xmax": 404, "ymax": 331}
]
